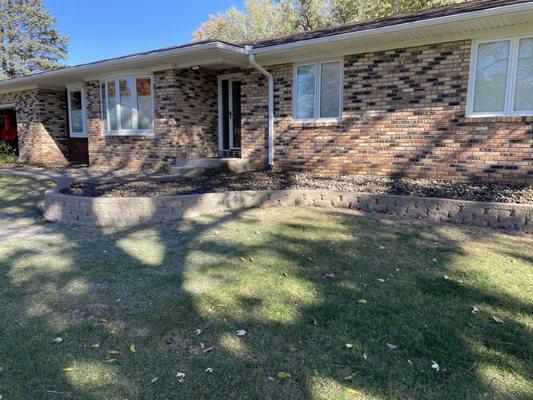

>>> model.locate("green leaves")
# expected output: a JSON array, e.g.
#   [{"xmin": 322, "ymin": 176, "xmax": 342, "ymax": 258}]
[{"xmin": 0, "ymin": 0, "xmax": 68, "ymax": 79}]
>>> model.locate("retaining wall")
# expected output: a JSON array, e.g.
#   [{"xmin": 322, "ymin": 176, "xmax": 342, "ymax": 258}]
[{"xmin": 43, "ymin": 187, "xmax": 532, "ymax": 233}]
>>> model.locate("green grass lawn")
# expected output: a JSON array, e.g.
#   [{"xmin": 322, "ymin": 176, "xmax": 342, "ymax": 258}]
[{"xmin": 0, "ymin": 174, "xmax": 532, "ymax": 400}]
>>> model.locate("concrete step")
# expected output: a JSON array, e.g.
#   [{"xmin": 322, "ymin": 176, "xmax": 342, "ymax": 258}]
[{"xmin": 169, "ymin": 158, "xmax": 248, "ymax": 176}]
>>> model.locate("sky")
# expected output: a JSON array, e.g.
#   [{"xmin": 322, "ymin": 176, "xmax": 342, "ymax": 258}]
[{"xmin": 44, "ymin": 0, "xmax": 246, "ymax": 66}]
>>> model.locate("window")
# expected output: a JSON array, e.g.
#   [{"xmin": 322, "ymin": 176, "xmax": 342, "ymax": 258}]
[
  {"xmin": 294, "ymin": 60, "xmax": 342, "ymax": 120},
  {"xmin": 67, "ymin": 89, "xmax": 87, "ymax": 137},
  {"xmin": 468, "ymin": 36, "xmax": 533, "ymax": 116},
  {"xmin": 101, "ymin": 76, "xmax": 154, "ymax": 135}
]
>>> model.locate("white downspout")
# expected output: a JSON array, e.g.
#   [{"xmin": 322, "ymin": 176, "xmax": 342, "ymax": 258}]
[{"xmin": 245, "ymin": 45, "xmax": 274, "ymax": 168}]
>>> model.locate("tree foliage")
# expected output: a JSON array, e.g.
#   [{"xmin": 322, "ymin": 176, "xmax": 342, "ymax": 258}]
[
  {"xmin": 193, "ymin": 0, "xmax": 467, "ymax": 42},
  {"xmin": 0, "ymin": 0, "xmax": 68, "ymax": 79}
]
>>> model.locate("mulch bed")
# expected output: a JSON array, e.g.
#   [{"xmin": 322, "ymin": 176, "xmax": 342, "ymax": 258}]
[{"xmin": 62, "ymin": 172, "xmax": 533, "ymax": 204}]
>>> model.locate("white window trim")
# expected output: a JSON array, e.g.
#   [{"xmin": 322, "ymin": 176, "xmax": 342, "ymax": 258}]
[
  {"xmin": 292, "ymin": 59, "xmax": 343, "ymax": 121},
  {"xmin": 467, "ymin": 35, "xmax": 533, "ymax": 117},
  {"xmin": 102, "ymin": 75, "xmax": 155, "ymax": 136},
  {"xmin": 67, "ymin": 88, "xmax": 88, "ymax": 138}
]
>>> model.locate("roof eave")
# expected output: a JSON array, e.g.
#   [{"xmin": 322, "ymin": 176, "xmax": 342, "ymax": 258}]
[
  {"xmin": 252, "ymin": 1, "xmax": 533, "ymax": 54},
  {"xmin": 0, "ymin": 41, "xmax": 247, "ymax": 89}
]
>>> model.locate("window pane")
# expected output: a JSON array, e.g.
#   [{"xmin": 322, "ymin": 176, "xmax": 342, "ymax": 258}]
[
  {"xmin": 119, "ymin": 78, "xmax": 133, "ymax": 130},
  {"xmin": 514, "ymin": 38, "xmax": 533, "ymax": 111},
  {"xmin": 296, "ymin": 64, "xmax": 316, "ymax": 119},
  {"xmin": 320, "ymin": 61, "xmax": 341, "ymax": 118},
  {"xmin": 101, "ymin": 82, "xmax": 106, "ymax": 121},
  {"xmin": 69, "ymin": 91, "xmax": 83, "ymax": 133},
  {"xmin": 107, "ymin": 81, "xmax": 117, "ymax": 131},
  {"xmin": 473, "ymin": 40, "xmax": 510, "ymax": 113},
  {"xmin": 136, "ymin": 78, "xmax": 153, "ymax": 130}
]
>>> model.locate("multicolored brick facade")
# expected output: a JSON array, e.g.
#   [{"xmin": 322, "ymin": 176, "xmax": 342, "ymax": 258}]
[
  {"xmin": 86, "ymin": 69, "xmax": 219, "ymax": 169},
  {"xmin": 240, "ymin": 40, "xmax": 532, "ymax": 184},
  {"xmin": 0, "ymin": 88, "xmax": 69, "ymax": 166},
  {"xmin": 1, "ymin": 39, "xmax": 531, "ymax": 183}
]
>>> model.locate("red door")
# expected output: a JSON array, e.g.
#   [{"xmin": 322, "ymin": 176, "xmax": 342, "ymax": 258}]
[{"xmin": 0, "ymin": 110, "xmax": 18, "ymax": 154}]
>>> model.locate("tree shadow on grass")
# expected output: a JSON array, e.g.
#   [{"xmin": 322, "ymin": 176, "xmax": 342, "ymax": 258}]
[{"xmin": 0, "ymin": 175, "xmax": 532, "ymax": 400}]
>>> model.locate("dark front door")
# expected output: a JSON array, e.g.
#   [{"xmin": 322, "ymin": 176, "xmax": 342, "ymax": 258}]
[
  {"xmin": 220, "ymin": 77, "xmax": 241, "ymax": 157},
  {"xmin": 69, "ymin": 138, "xmax": 89, "ymax": 165}
]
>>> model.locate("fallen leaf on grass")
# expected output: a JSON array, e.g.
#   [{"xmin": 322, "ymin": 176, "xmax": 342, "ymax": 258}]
[
  {"xmin": 213, "ymin": 231, "xmax": 220, "ymax": 236},
  {"xmin": 105, "ymin": 358, "xmax": 116, "ymax": 363},
  {"xmin": 236, "ymin": 329, "xmax": 247, "ymax": 336},
  {"xmin": 492, "ymin": 316, "xmax": 504, "ymax": 324},
  {"xmin": 62, "ymin": 367, "xmax": 75, "ymax": 372},
  {"xmin": 53, "ymin": 337, "xmax": 63, "ymax": 343},
  {"xmin": 277, "ymin": 371, "xmax": 292, "ymax": 380},
  {"xmin": 150, "ymin": 377, "xmax": 158, "ymax": 384},
  {"xmin": 202, "ymin": 346, "xmax": 214, "ymax": 354},
  {"xmin": 345, "ymin": 343, "xmax": 354, "ymax": 349},
  {"xmin": 129, "ymin": 343, "xmax": 136, "ymax": 353},
  {"xmin": 312, "ymin": 319, "xmax": 319, "ymax": 326},
  {"xmin": 386, "ymin": 343, "xmax": 398, "ymax": 350},
  {"xmin": 205, "ymin": 367, "xmax": 214, "ymax": 373},
  {"xmin": 431, "ymin": 361, "xmax": 440, "ymax": 371},
  {"xmin": 357, "ymin": 299, "xmax": 367, "ymax": 304},
  {"xmin": 195, "ymin": 328, "xmax": 203, "ymax": 335},
  {"xmin": 89, "ymin": 343, "xmax": 100, "ymax": 349},
  {"xmin": 344, "ymin": 373, "xmax": 357, "ymax": 381},
  {"xmin": 107, "ymin": 350, "xmax": 120, "ymax": 355},
  {"xmin": 176, "ymin": 372, "xmax": 186, "ymax": 382},
  {"xmin": 377, "ymin": 279, "xmax": 385, "ymax": 283},
  {"xmin": 322, "ymin": 273, "xmax": 335, "ymax": 279},
  {"xmin": 471, "ymin": 306, "xmax": 479, "ymax": 314}
]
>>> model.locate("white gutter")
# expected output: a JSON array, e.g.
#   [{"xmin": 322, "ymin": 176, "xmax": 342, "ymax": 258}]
[
  {"xmin": 253, "ymin": 1, "xmax": 533, "ymax": 54},
  {"xmin": 246, "ymin": 45, "xmax": 275, "ymax": 168}
]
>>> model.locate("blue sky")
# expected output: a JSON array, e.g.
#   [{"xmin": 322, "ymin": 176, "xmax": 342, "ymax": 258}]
[{"xmin": 45, "ymin": 0, "xmax": 245, "ymax": 66}]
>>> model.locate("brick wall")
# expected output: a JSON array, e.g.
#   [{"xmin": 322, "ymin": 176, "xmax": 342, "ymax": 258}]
[
  {"xmin": 87, "ymin": 68, "xmax": 219, "ymax": 169},
  {"xmin": 0, "ymin": 89, "xmax": 69, "ymax": 166},
  {"xmin": 240, "ymin": 40, "xmax": 532, "ymax": 184}
]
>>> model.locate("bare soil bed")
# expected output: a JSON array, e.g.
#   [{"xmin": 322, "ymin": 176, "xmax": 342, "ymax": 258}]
[{"xmin": 62, "ymin": 172, "xmax": 533, "ymax": 204}]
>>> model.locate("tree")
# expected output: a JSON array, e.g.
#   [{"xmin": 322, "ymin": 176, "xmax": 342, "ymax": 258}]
[
  {"xmin": 0, "ymin": 0, "xmax": 68, "ymax": 80},
  {"xmin": 193, "ymin": 0, "xmax": 467, "ymax": 42}
]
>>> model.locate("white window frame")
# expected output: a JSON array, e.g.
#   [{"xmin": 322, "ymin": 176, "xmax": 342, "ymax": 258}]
[
  {"xmin": 67, "ymin": 88, "xmax": 87, "ymax": 138},
  {"xmin": 467, "ymin": 35, "xmax": 533, "ymax": 117},
  {"xmin": 101, "ymin": 75, "xmax": 155, "ymax": 136},
  {"xmin": 292, "ymin": 59, "xmax": 343, "ymax": 121}
]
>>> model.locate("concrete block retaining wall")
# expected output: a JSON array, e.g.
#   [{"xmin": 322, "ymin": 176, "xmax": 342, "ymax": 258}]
[{"xmin": 43, "ymin": 187, "xmax": 533, "ymax": 233}]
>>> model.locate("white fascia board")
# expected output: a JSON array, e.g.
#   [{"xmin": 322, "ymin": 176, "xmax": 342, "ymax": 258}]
[{"xmin": 252, "ymin": 2, "xmax": 533, "ymax": 55}]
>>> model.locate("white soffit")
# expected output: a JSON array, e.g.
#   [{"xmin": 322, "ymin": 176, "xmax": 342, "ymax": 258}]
[
  {"xmin": 254, "ymin": 6, "xmax": 533, "ymax": 65},
  {"xmin": 0, "ymin": 43, "xmax": 248, "ymax": 92}
]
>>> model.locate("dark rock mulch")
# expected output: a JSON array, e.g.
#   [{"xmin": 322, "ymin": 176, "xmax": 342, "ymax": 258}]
[{"xmin": 62, "ymin": 172, "xmax": 532, "ymax": 204}]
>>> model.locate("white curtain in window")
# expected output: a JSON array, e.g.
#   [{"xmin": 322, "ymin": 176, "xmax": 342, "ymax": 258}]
[
  {"xmin": 473, "ymin": 40, "xmax": 510, "ymax": 113},
  {"xmin": 320, "ymin": 61, "xmax": 341, "ymax": 118},
  {"xmin": 514, "ymin": 38, "xmax": 533, "ymax": 112},
  {"xmin": 69, "ymin": 91, "xmax": 84, "ymax": 133},
  {"xmin": 296, "ymin": 64, "xmax": 316, "ymax": 119}
]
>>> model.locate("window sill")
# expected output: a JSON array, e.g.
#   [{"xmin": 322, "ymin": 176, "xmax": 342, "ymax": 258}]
[
  {"xmin": 289, "ymin": 118, "xmax": 343, "ymax": 128},
  {"xmin": 69, "ymin": 133, "xmax": 88, "ymax": 139},
  {"xmin": 105, "ymin": 131, "xmax": 155, "ymax": 137},
  {"xmin": 465, "ymin": 114, "xmax": 533, "ymax": 122}
]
